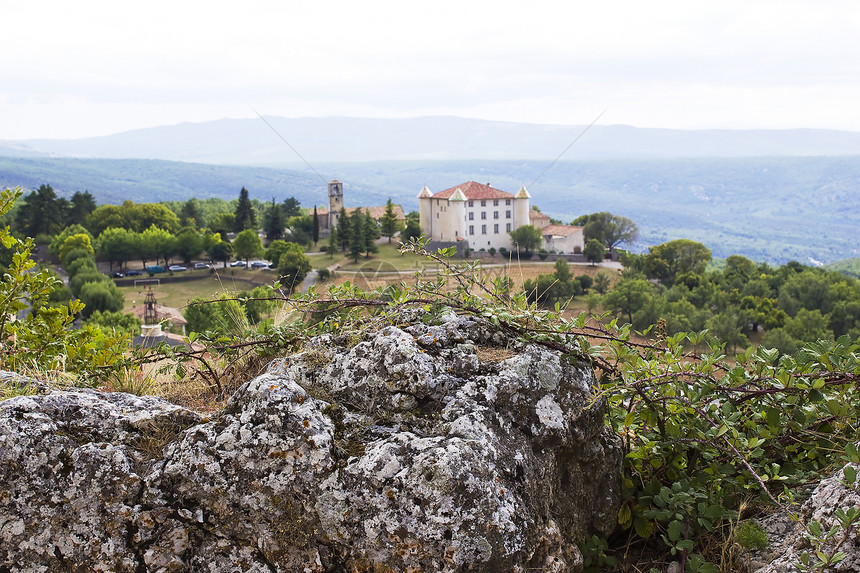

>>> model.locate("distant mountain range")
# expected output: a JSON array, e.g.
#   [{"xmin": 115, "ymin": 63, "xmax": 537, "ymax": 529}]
[
  {"xmin": 1, "ymin": 116, "xmax": 858, "ymax": 266},
  {"xmin": 4, "ymin": 116, "xmax": 860, "ymax": 163}
]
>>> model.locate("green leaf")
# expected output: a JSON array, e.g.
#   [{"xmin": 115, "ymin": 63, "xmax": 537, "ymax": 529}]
[
  {"xmin": 843, "ymin": 465, "xmax": 857, "ymax": 486},
  {"xmin": 667, "ymin": 520, "xmax": 683, "ymax": 542},
  {"xmin": 766, "ymin": 407, "xmax": 781, "ymax": 428},
  {"xmin": 618, "ymin": 504, "xmax": 632, "ymax": 526}
]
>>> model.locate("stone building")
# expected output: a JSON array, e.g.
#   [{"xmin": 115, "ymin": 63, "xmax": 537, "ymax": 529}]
[{"xmin": 417, "ymin": 181, "xmax": 532, "ymax": 251}]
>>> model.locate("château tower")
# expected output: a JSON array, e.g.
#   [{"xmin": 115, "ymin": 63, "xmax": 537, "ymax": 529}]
[{"xmin": 328, "ymin": 180, "xmax": 343, "ymax": 230}]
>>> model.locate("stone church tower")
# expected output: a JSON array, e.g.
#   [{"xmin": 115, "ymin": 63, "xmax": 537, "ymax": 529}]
[{"xmin": 328, "ymin": 180, "xmax": 343, "ymax": 230}]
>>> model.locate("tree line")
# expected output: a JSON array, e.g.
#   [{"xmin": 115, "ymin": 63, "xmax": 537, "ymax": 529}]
[{"xmin": 595, "ymin": 239, "xmax": 860, "ymax": 354}]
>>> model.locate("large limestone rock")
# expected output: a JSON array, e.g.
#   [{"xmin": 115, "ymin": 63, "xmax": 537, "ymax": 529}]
[
  {"xmin": 756, "ymin": 462, "xmax": 860, "ymax": 573},
  {"xmin": 1, "ymin": 314, "xmax": 622, "ymax": 572}
]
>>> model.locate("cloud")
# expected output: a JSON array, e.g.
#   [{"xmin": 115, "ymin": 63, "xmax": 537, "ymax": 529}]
[{"xmin": 3, "ymin": 0, "xmax": 860, "ymax": 138}]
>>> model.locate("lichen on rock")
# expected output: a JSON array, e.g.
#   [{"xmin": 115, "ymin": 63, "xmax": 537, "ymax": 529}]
[{"xmin": 1, "ymin": 314, "xmax": 622, "ymax": 572}]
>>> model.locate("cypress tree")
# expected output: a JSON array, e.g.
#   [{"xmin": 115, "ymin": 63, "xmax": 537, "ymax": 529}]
[
  {"xmin": 338, "ymin": 207, "xmax": 351, "ymax": 251},
  {"xmin": 362, "ymin": 210, "xmax": 379, "ymax": 257},
  {"xmin": 233, "ymin": 187, "xmax": 257, "ymax": 232},
  {"xmin": 312, "ymin": 206, "xmax": 320, "ymax": 245}
]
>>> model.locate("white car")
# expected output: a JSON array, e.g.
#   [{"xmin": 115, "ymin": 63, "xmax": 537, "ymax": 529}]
[
  {"xmin": 168, "ymin": 265, "xmax": 187, "ymax": 272},
  {"xmin": 194, "ymin": 263, "xmax": 211, "ymax": 270}
]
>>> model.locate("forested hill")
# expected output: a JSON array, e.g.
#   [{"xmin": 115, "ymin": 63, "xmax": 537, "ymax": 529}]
[{"xmin": 1, "ymin": 154, "xmax": 858, "ymax": 265}]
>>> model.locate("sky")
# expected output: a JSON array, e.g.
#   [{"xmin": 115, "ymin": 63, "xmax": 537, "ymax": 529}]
[{"xmin": 3, "ymin": 0, "xmax": 860, "ymax": 140}]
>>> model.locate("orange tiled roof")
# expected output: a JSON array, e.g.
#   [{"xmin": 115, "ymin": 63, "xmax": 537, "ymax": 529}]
[
  {"xmin": 542, "ymin": 225, "xmax": 583, "ymax": 237},
  {"xmin": 432, "ymin": 181, "xmax": 515, "ymax": 200}
]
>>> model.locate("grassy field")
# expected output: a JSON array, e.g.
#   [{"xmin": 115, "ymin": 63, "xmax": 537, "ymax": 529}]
[
  {"xmin": 119, "ymin": 269, "xmax": 276, "ymax": 314},
  {"xmin": 118, "ymin": 247, "xmax": 622, "ymax": 319}
]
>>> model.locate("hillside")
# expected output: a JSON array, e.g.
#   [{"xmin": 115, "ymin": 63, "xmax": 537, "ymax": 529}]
[
  {"xmin": 7, "ymin": 116, "xmax": 860, "ymax": 164},
  {"xmin": 1, "ymin": 155, "xmax": 858, "ymax": 265}
]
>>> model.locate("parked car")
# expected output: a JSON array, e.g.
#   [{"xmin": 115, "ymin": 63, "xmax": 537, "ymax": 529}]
[
  {"xmin": 194, "ymin": 262, "xmax": 211, "ymax": 270},
  {"xmin": 168, "ymin": 265, "xmax": 187, "ymax": 272},
  {"xmin": 126, "ymin": 269, "xmax": 143, "ymax": 276},
  {"xmin": 112, "ymin": 272, "xmax": 124, "ymax": 278},
  {"xmin": 250, "ymin": 260, "xmax": 272, "ymax": 269},
  {"xmin": 230, "ymin": 260, "xmax": 247, "ymax": 268},
  {"xmin": 147, "ymin": 265, "xmax": 165, "ymax": 274}
]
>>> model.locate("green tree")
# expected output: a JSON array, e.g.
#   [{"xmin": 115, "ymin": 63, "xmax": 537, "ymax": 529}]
[
  {"xmin": 644, "ymin": 239, "xmax": 712, "ymax": 286},
  {"xmin": 571, "ymin": 212, "xmax": 638, "ymax": 249},
  {"xmin": 282, "ymin": 197, "xmax": 302, "ymax": 219},
  {"xmin": 312, "ymin": 206, "xmax": 320, "ymax": 245},
  {"xmin": 49, "ymin": 224, "xmax": 94, "ymax": 259},
  {"xmin": 66, "ymin": 191, "xmax": 97, "ymax": 226},
  {"xmin": 58, "ymin": 234, "xmax": 95, "ymax": 265},
  {"xmin": 234, "ymin": 187, "xmax": 257, "ymax": 232},
  {"xmin": 583, "ymin": 239, "xmax": 605, "ymax": 265},
  {"xmin": 286, "ymin": 214, "xmax": 313, "ymax": 246},
  {"xmin": 327, "ymin": 225, "xmax": 339, "ymax": 258},
  {"xmin": 265, "ymin": 240, "xmax": 290, "ymax": 267},
  {"xmin": 784, "ymin": 308, "xmax": 834, "ymax": 343},
  {"xmin": 347, "ymin": 209, "xmax": 365, "ymax": 263},
  {"xmin": 85, "ymin": 310, "xmax": 141, "ymax": 336},
  {"xmin": 594, "ymin": 271, "xmax": 611, "ymax": 294},
  {"xmin": 554, "ymin": 258, "xmax": 572, "ymax": 282},
  {"xmin": 379, "ymin": 198, "xmax": 401, "ymax": 243},
  {"xmin": 277, "ymin": 245, "xmax": 313, "ymax": 293},
  {"xmin": 603, "ymin": 277, "xmax": 653, "ymax": 324},
  {"xmin": 362, "ymin": 210, "xmax": 379, "ymax": 257},
  {"xmin": 78, "ymin": 277, "xmax": 125, "ymax": 318},
  {"xmin": 15, "ymin": 184, "xmax": 64, "ymax": 238},
  {"xmin": 264, "ymin": 199, "xmax": 285, "ymax": 242},
  {"xmin": 97, "ymin": 227, "xmax": 136, "ymax": 272},
  {"xmin": 85, "ymin": 204, "xmax": 127, "ymax": 236},
  {"xmin": 509, "ymin": 225, "xmax": 542, "ymax": 256},
  {"xmin": 174, "ymin": 226, "xmax": 204, "ymax": 264},
  {"xmin": 209, "ymin": 212, "xmax": 236, "ymax": 241},
  {"xmin": 180, "ymin": 198, "xmax": 203, "ymax": 228},
  {"xmin": 233, "ymin": 229, "xmax": 263, "ymax": 264},
  {"xmin": 209, "ymin": 240, "xmax": 234, "ymax": 268},
  {"xmin": 132, "ymin": 202, "xmax": 180, "ymax": 234},
  {"xmin": 140, "ymin": 225, "xmax": 176, "ymax": 268},
  {"xmin": 337, "ymin": 207, "xmax": 351, "ymax": 251}
]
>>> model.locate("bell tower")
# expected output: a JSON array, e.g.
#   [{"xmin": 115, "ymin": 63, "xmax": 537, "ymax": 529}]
[{"xmin": 328, "ymin": 180, "xmax": 343, "ymax": 230}]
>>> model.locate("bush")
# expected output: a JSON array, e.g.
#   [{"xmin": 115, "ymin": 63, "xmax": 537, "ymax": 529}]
[
  {"xmin": 578, "ymin": 274, "xmax": 594, "ymax": 291},
  {"xmin": 78, "ymin": 281, "xmax": 124, "ymax": 317},
  {"xmin": 317, "ymin": 268, "xmax": 331, "ymax": 281},
  {"xmin": 70, "ymin": 270, "xmax": 111, "ymax": 297}
]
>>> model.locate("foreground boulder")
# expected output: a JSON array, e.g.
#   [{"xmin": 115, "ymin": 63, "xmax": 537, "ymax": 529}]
[
  {"xmin": 756, "ymin": 462, "xmax": 860, "ymax": 573},
  {"xmin": 1, "ymin": 314, "xmax": 622, "ymax": 572}
]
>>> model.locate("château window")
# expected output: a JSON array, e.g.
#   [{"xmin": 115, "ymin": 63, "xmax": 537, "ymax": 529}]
[
  {"xmin": 493, "ymin": 211, "xmax": 499, "ymax": 219},
  {"xmin": 506, "ymin": 210, "xmax": 511, "ymax": 218},
  {"xmin": 494, "ymin": 224, "xmax": 499, "ymax": 234},
  {"xmin": 506, "ymin": 223, "xmax": 511, "ymax": 232},
  {"xmin": 493, "ymin": 199, "xmax": 499, "ymax": 206},
  {"xmin": 481, "ymin": 224, "xmax": 487, "ymax": 234},
  {"xmin": 481, "ymin": 200, "xmax": 486, "ymax": 207},
  {"xmin": 505, "ymin": 199, "xmax": 511, "ymax": 205},
  {"xmin": 468, "ymin": 212, "xmax": 474, "ymax": 220},
  {"xmin": 468, "ymin": 201, "xmax": 474, "ymax": 207},
  {"xmin": 469, "ymin": 225, "xmax": 474, "ymax": 235},
  {"xmin": 481, "ymin": 212, "xmax": 487, "ymax": 220}
]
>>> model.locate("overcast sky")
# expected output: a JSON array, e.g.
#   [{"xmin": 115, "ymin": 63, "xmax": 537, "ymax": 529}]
[{"xmin": 3, "ymin": 1, "xmax": 860, "ymax": 140}]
